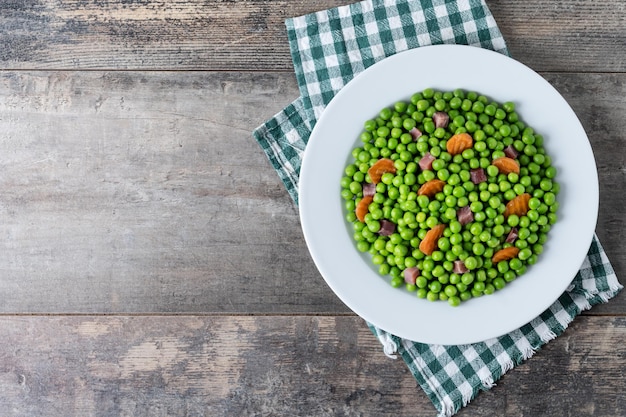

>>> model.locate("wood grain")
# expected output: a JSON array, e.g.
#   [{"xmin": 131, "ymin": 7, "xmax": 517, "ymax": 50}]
[
  {"xmin": 544, "ymin": 72, "xmax": 626, "ymax": 314},
  {"xmin": 0, "ymin": 1, "xmax": 623, "ymax": 415},
  {"xmin": 0, "ymin": 0, "xmax": 355, "ymax": 71},
  {"xmin": 0, "ymin": 0, "xmax": 624, "ymax": 72},
  {"xmin": 0, "ymin": 70, "xmax": 623, "ymax": 313},
  {"xmin": 0, "ymin": 315, "xmax": 623, "ymax": 417},
  {"xmin": 0, "ymin": 70, "xmax": 343, "ymax": 313},
  {"xmin": 489, "ymin": 0, "xmax": 626, "ymax": 72}
]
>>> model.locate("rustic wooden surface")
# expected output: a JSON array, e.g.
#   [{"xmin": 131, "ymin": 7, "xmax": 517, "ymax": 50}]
[
  {"xmin": 0, "ymin": 316, "xmax": 624, "ymax": 416},
  {"xmin": 0, "ymin": 1, "xmax": 623, "ymax": 416}
]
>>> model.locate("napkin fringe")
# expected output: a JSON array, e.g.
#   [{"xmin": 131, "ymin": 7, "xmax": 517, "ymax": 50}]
[
  {"xmin": 386, "ymin": 280, "xmax": 622, "ymax": 417},
  {"xmin": 598, "ymin": 282, "xmax": 624, "ymax": 302},
  {"xmin": 381, "ymin": 332, "xmax": 399, "ymax": 359},
  {"xmin": 438, "ymin": 284, "xmax": 624, "ymax": 417},
  {"xmin": 262, "ymin": 0, "xmax": 624, "ymax": 414},
  {"xmin": 369, "ymin": 324, "xmax": 399, "ymax": 359},
  {"xmin": 435, "ymin": 331, "xmax": 557, "ymax": 417},
  {"xmin": 438, "ymin": 397, "xmax": 458, "ymax": 417},
  {"xmin": 538, "ymin": 328, "xmax": 558, "ymax": 343}
]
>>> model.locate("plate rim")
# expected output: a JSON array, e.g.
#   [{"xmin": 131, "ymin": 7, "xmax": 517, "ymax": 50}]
[{"xmin": 299, "ymin": 44, "xmax": 598, "ymax": 345}]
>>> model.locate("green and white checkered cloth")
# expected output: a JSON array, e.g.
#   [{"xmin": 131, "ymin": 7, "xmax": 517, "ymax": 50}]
[{"xmin": 252, "ymin": 0, "xmax": 623, "ymax": 415}]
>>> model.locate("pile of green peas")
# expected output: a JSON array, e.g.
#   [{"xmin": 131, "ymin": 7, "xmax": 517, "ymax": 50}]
[{"xmin": 340, "ymin": 88, "xmax": 559, "ymax": 306}]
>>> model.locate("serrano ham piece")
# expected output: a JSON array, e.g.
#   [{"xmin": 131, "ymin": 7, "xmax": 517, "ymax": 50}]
[
  {"xmin": 409, "ymin": 127, "xmax": 423, "ymax": 140},
  {"xmin": 418, "ymin": 152, "xmax": 435, "ymax": 171},
  {"xmin": 504, "ymin": 145, "xmax": 520, "ymax": 159},
  {"xmin": 432, "ymin": 111, "xmax": 450, "ymax": 128},
  {"xmin": 453, "ymin": 260, "xmax": 468, "ymax": 274},
  {"xmin": 505, "ymin": 227, "xmax": 519, "ymax": 243},
  {"xmin": 363, "ymin": 182, "xmax": 376, "ymax": 197},
  {"xmin": 470, "ymin": 168, "xmax": 487, "ymax": 184},
  {"xmin": 378, "ymin": 220, "xmax": 396, "ymax": 236},
  {"xmin": 403, "ymin": 267, "xmax": 420, "ymax": 285},
  {"xmin": 457, "ymin": 205, "xmax": 474, "ymax": 226}
]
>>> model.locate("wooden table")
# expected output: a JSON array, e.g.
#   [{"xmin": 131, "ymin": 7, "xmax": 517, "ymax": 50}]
[{"xmin": 0, "ymin": 1, "xmax": 623, "ymax": 416}]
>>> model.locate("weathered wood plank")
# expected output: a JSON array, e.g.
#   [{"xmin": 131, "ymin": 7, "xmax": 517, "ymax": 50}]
[
  {"xmin": 0, "ymin": 0, "xmax": 624, "ymax": 72},
  {"xmin": 0, "ymin": 70, "xmax": 623, "ymax": 313},
  {"xmin": 489, "ymin": 0, "xmax": 626, "ymax": 72},
  {"xmin": 0, "ymin": 70, "xmax": 347, "ymax": 313},
  {"xmin": 0, "ymin": 0, "xmax": 354, "ymax": 71},
  {"xmin": 543, "ymin": 72, "xmax": 626, "ymax": 314},
  {"xmin": 0, "ymin": 315, "xmax": 623, "ymax": 417},
  {"xmin": 0, "ymin": 2, "xmax": 622, "ymax": 415}
]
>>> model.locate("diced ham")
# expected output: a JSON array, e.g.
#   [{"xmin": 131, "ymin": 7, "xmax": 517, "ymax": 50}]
[
  {"xmin": 457, "ymin": 205, "xmax": 474, "ymax": 226},
  {"xmin": 378, "ymin": 220, "xmax": 396, "ymax": 236},
  {"xmin": 363, "ymin": 182, "xmax": 376, "ymax": 197},
  {"xmin": 418, "ymin": 152, "xmax": 435, "ymax": 171},
  {"xmin": 470, "ymin": 168, "xmax": 487, "ymax": 184},
  {"xmin": 453, "ymin": 260, "xmax": 468, "ymax": 274},
  {"xmin": 504, "ymin": 145, "xmax": 520, "ymax": 159},
  {"xmin": 409, "ymin": 127, "xmax": 422, "ymax": 140},
  {"xmin": 403, "ymin": 267, "xmax": 420, "ymax": 285},
  {"xmin": 432, "ymin": 111, "xmax": 450, "ymax": 129},
  {"xmin": 505, "ymin": 227, "xmax": 519, "ymax": 244}
]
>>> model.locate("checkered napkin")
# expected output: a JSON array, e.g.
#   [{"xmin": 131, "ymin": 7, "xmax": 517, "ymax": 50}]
[{"xmin": 252, "ymin": 0, "xmax": 623, "ymax": 415}]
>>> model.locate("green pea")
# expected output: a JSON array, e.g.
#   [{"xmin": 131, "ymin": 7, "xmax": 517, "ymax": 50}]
[
  {"xmin": 432, "ymin": 264, "xmax": 445, "ymax": 277},
  {"xmin": 473, "ymin": 243, "xmax": 486, "ymax": 256},
  {"xmin": 349, "ymin": 181, "xmax": 362, "ymax": 195},
  {"xmin": 527, "ymin": 210, "xmax": 539, "ymax": 222},
  {"xmin": 473, "ymin": 281, "xmax": 486, "ymax": 292},
  {"xmin": 345, "ymin": 89, "xmax": 560, "ymax": 305},
  {"xmin": 493, "ymin": 277, "xmax": 506, "ymax": 290},
  {"xmin": 545, "ymin": 166, "xmax": 557, "ymax": 179},
  {"xmin": 400, "ymin": 229, "xmax": 414, "ymax": 241},
  {"xmin": 540, "ymin": 178, "xmax": 553, "ymax": 191},
  {"xmin": 470, "ymin": 201, "xmax": 483, "ymax": 213},
  {"xmin": 494, "ymin": 108, "xmax": 506, "ymax": 120},
  {"xmin": 437, "ymin": 169, "xmax": 450, "ymax": 181},
  {"xmin": 356, "ymin": 241, "xmax": 370, "ymax": 252},
  {"xmin": 507, "ymin": 214, "xmax": 520, "ymax": 227},
  {"xmin": 429, "ymin": 280, "xmax": 442, "ymax": 293},
  {"xmin": 499, "ymin": 124, "xmax": 511, "ymax": 137},
  {"xmin": 497, "ymin": 261, "xmax": 509, "ymax": 273},
  {"xmin": 464, "ymin": 256, "xmax": 478, "ymax": 270},
  {"xmin": 426, "ymin": 216, "xmax": 439, "ymax": 228},
  {"xmin": 518, "ymin": 248, "xmax": 533, "ymax": 261},
  {"xmin": 515, "ymin": 239, "xmax": 528, "ymax": 249},
  {"xmin": 488, "ymin": 196, "xmax": 501, "ymax": 209},
  {"xmin": 512, "ymin": 185, "xmax": 525, "ymax": 196},
  {"xmin": 390, "ymin": 277, "xmax": 403, "ymax": 288},
  {"xmin": 543, "ymin": 192, "xmax": 556, "ymax": 206},
  {"xmin": 509, "ymin": 258, "xmax": 524, "ymax": 271},
  {"xmin": 444, "ymin": 207, "xmax": 457, "ymax": 220},
  {"xmin": 503, "ymin": 270, "xmax": 516, "ymax": 282},
  {"xmin": 468, "ymin": 221, "xmax": 481, "ymax": 234},
  {"xmin": 341, "ymin": 189, "xmax": 354, "ymax": 200}
]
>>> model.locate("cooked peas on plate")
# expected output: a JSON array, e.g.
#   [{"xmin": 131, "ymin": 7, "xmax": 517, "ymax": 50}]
[{"xmin": 341, "ymin": 88, "xmax": 559, "ymax": 307}]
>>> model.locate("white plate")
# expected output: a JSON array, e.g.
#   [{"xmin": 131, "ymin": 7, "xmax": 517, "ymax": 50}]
[{"xmin": 299, "ymin": 45, "xmax": 598, "ymax": 345}]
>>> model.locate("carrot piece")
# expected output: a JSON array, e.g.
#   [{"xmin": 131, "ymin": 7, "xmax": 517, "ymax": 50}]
[
  {"xmin": 355, "ymin": 195, "xmax": 373, "ymax": 223},
  {"xmin": 419, "ymin": 224, "xmax": 446, "ymax": 256},
  {"xmin": 446, "ymin": 132, "xmax": 473, "ymax": 156},
  {"xmin": 492, "ymin": 246, "xmax": 520, "ymax": 263},
  {"xmin": 492, "ymin": 157, "xmax": 520, "ymax": 175},
  {"xmin": 504, "ymin": 193, "xmax": 531, "ymax": 218},
  {"xmin": 367, "ymin": 158, "xmax": 396, "ymax": 184},
  {"xmin": 417, "ymin": 179, "xmax": 445, "ymax": 198}
]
